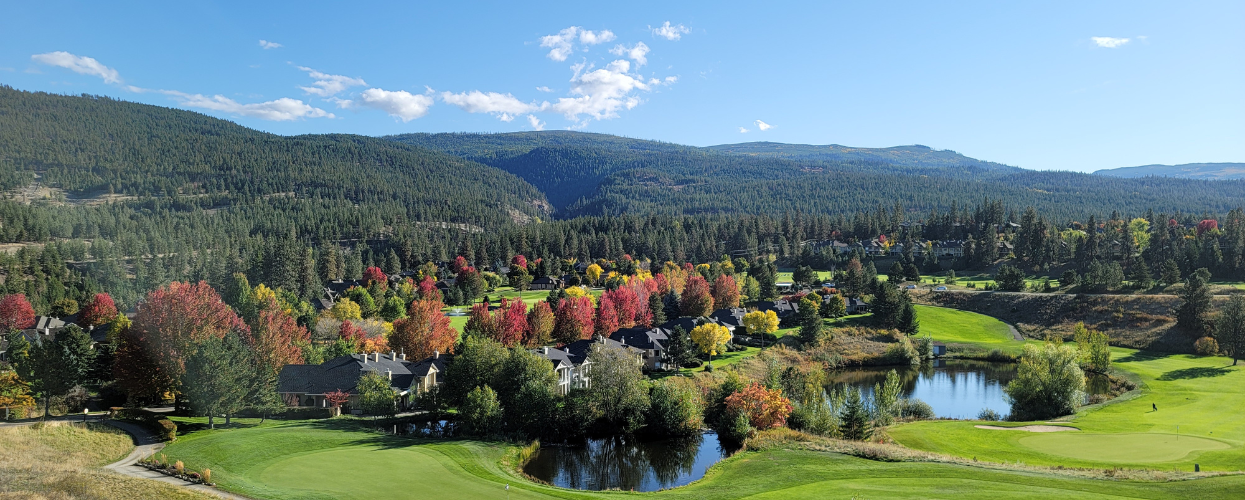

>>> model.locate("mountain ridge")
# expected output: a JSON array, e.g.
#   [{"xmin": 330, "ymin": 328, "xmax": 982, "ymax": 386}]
[{"xmin": 1093, "ymin": 162, "xmax": 1245, "ymax": 180}]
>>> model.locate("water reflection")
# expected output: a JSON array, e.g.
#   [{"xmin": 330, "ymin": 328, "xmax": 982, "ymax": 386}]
[
  {"xmin": 828, "ymin": 360, "xmax": 1018, "ymax": 419},
  {"xmin": 523, "ymin": 432, "xmax": 732, "ymax": 491}
]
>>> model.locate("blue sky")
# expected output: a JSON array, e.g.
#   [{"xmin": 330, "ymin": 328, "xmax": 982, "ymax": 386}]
[{"xmin": 2, "ymin": 1, "xmax": 1241, "ymax": 172}]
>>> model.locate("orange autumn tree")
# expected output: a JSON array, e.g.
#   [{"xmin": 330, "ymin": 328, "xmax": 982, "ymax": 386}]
[
  {"xmin": 725, "ymin": 382, "xmax": 793, "ymax": 430},
  {"xmin": 711, "ymin": 275, "xmax": 740, "ymax": 309},
  {"xmin": 391, "ymin": 296, "xmax": 457, "ymax": 360},
  {"xmin": 247, "ymin": 295, "xmax": 310, "ymax": 375}
]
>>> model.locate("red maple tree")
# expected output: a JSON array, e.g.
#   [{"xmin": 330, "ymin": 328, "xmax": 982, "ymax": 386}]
[
  {"xmin": 0, "ymin": 294, "xmax": 36, "ymax": 331},
  {"xmin": 78, "ymin": 293, "xmax": 119, "ymax": 327},
  {"xmin": 524, "ymin": 301, "xmax": 555, "ymax": 347},
  {"xmin": 497, "ymin": 299, "xmax": 528, "ymax": 347},
  {"xmin": 510, "ymin": 254, "xmax": 528, "ymax": 270},
  {"xmin": 594, "ymin": 295, "xmax": 620, "ymax": 337},
  {"xmin": 711, "ymin": 275, "xmax": 740, "ymax": 309},
  {"xmin": 680, "ymin": 276, "xmax": 715, "ymax": 317},
  {"xmin": 324, "ymin": 389, "xmax": 350, "ymax": 408},
  {"xmin": 553, "ymin": 296, "xmax": 594, "ymax": 344},
  {"xmin": 120, "ymin": 281, "xmax": 249, "ymax": 395},
  {"xmin": 364, "ymin": 266, "xmax": 389, "ymax": 290},
  {"xmin": 725, "ymin": 382, "xmax": 793, "ymax": 430},
  {"xmin": 416, "ymin": 276, "xmax": 442, "ymax": 302}
]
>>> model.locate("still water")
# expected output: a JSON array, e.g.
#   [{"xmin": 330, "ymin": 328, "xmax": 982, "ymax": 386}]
[
  {"xmin": 828, "ymin": 359, "xmax": 1018, "ymax": 419},
  {"xmin": 523, "ymin": 431, "xmax": 733, "ymax": 492}
]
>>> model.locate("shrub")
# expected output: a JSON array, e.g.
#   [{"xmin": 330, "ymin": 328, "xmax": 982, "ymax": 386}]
[
  {"xmin": 977, "ymin": 408, "xmax": 1003, "ymax": 421},
  {"xmin": 461, "ymin": 385, "xmax": 502, "ymax": 437},
  {"xmin": 203, "ymin": 468, "xmax": 212, "ymax": 484},
  {"xmin": 899, "ymin": 398, "xmax": 934, "ymax": 420},
  {"xmin": 647, "ymin": 378, "xmax": 704, "ymax": 438},
  {"xmin": 720, "ymin": 411, "xmax": 753, "ymax": 443},
  {"xmin": 156, "ymin": 419, "xmax": 177, "ymax": 441},
  {"xmin": 1004, "ymin": 343, "xmax": 1084, "ymax": 421},
  {"xmin": 174, "ymin": 460, "xmax": 184, "ymax": 475},
  {"xmin": 1194, "ymin": 337, "xmax": 1219, "ymax": 356},
  {"xmin": 881, "ymin": 337, "xmax": 920, "ymax": 366},
  {"xmin": 725, "ymin": 382, "xmax": 793, "ymax": 430}
]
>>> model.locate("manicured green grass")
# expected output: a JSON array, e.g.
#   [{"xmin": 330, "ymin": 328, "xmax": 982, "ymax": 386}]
[
  {"xmin": 158, "ymin": 419, "xmax": 1245, "ymax": 499},
  {"xmin": 890, "ymin": 349, "xmax": 1245, "ymax": 471},
  {"xmin": 913, "ymin": 305, "xmax": 1034, "ymax": 355}
]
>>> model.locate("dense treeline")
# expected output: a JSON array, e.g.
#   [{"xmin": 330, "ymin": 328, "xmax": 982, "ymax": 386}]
[{"xmin": 0, "ymin": 86, "xmax": 548, "ymax": 228}]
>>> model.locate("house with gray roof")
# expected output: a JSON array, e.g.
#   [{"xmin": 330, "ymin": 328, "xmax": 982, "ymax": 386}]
[{"xmin": 277, "ymin": 351, "xmax": 446, "ymax": 412}]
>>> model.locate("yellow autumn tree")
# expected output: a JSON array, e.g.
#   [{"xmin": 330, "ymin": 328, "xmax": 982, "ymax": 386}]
[
  {"xmin": 742, "ymin": 310, "xmax": 780, "ymax": 335},
  {"xmin": 690, "ymin": 323, "xmax": 733, "ymax": 367},
  {"xmin": 586, "ymin": 264, "xmax": 604, "ymax": 284},
  {"xmin": 0, "ymin": 372, "xmax": 36, "ymax": 418},
  {"xmin": 329, "ymin": 297, "xmax": 362, "ymax": 321}
]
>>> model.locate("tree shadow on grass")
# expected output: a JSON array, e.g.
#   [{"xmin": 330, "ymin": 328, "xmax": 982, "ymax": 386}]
[
  {"xmin": 1115, "ymin": 350, "xmax": 1174, "ymax": 364},
  {"xmin": 1156, "ymin": 366, "xmax": 1235, "ymax": 381}
]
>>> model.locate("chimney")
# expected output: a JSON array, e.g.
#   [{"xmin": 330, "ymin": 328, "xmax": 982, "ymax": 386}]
[
  {"xmin": 542, "ymin": 347, "xmax": 549, "ymax": 354},
  {"xmin": 434, "ymin": 350, "xmax": 440, "ymax": 359},
  {"xmin": 372, "ymin": 352, "xmax": 379, "ymax": 363},
  {"xmin": 386, "ymin": 369, "xmax": 392, "ymax": 380},
  {"xmin": 399, "ymin": 353, "xmax": 406, "ymax": 361},
  {"xmin": 361, "ymin": 353, "xmax": 367, "ymax": 364},
  {"xmin": 390, "ymin": 350, "xmax": 396, "ymax": 360}
]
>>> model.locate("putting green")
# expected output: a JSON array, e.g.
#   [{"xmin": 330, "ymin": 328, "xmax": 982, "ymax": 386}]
[
  {"xmin": 258, "ymin": 446, "xmax": 544, "ymax": 500},
  {"xmin": 744, "ymin": 478, "xmax": 1145, "ymax": 500},
  {"xmin": 1017, "ymin": 433, "xmax": 1231, "ymax": 463}
]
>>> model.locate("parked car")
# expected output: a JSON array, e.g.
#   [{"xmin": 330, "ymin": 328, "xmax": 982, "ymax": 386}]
[
  {"xmin": 934, "ymin": 286, "xmax": 948, "ymax": 291},
  {"xmin": 905, "ymin": 284, "xmax": 917, "ymax": 289}
]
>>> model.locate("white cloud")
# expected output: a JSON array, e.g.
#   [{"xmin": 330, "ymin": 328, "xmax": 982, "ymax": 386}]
[
  {"xmin": 651, "ymin": 22, "xmax": 690, "ymax": 41},
  {"xmin": 609, "ymin": 42, "xmax": 650, "ymax": 66},
  {"xmin": 535, "ymin": 86, "xmax": 553, "ymax": 93},
  {"xmin": 31, "ymin": 51, "xmax": 121, "ymax": 83},
  {"xmin": 739, "ymin": 127, "xmax": 749, "ymax": 133},
  {"xmin": 297, "ymin": 66, "xmax": 367, "ymax": 97},
  {"xmin": 357, "ymin": 88, "xmax": 433, "ymax": 122},
  {"xmin": 259, "ymin": 40, "xmax": 283, "ymax": 49},
  {"xmin": 540, "ymin": 26, "xmax": 616, "ymax": 61},
  {"xmin": 755, "ymin": 120, "xmax": 773, "ymax": 131},
  {"xmin": 551, "ymin": 59, "xmax": 650, "ymax": 122},
  {"xmin": 162, "ymin": 90, "xmax": 332, "ymax": 121},
  {"xmin": 441, "ymin": 90, "xmax": 548, "ymax": 121},
  {"xmin": 528, "ymin": 114, "xmax": 546, "ymax": 131},
  {"xmin": 1091, "ymin": 37, "xmax": 1130, "ymax": 48}
]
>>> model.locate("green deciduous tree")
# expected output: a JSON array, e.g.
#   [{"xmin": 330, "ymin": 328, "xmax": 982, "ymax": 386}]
[
  {"xmin": 584, "ymin": 346, "xmax": 650, "ymax": 433},
  {"xmin": 461, "ymin": 385, "xmax": 502, "ymax": 437},
  {"xmin": 1216, "ymin": 295, "xmax": 1245, "ymax": 365},
  {"xmin": 357, "ymin": 371, "xmax": 396, "ymax": 418},
  {"xmin": 646, "ymin": 378, "xmax": 703, "ymax": 438},
  {"xmin": 183, "ymin": 332, "xmax": 252, "ymax": 429}
]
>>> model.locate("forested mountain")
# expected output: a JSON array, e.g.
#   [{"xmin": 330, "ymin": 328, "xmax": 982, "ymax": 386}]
[
  {"xmin": 0, "ymin": 86, "xmax": 550, "ymax": 228},
  {"xmin": 1093, "ymin": 163, "xmax": 1245, "ymax": 180},
  {"xmin": 706, "ymin": 142, "xmax": 1021, "ymax": 172},
  {"xmin": 391, "ymin": 132, "xmax": 1245, "ymax": 220}
]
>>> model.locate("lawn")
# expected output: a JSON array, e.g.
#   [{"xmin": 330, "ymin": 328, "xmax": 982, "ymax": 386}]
[
  {"xmin": 913, "ymin": 304, "xmax": 1034, "ymax": 355},
  {"xmin": 889, "ymin": 349, "xmax": 1245, "ymax": 471},
  {"xmin": 156, "ymin": 418, "xmax": 1245, "ymax": 499}
]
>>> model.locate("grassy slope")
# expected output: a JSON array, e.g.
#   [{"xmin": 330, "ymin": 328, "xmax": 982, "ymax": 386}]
[
  {"xmin": 0, "ymin": 421, "xmax": 212, "ymax": 499},
  {"xmin": 159, "ymin": 418, "xmax": 1245, "ymax": 500},
  {"xmin": 890, "ymin": 349, "xmax": 1245, "ymax": 471}
]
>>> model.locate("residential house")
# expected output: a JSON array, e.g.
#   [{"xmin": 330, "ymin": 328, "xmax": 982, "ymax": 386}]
[
  {"xmin": 277, "ymin": 351, "xmax": 447, "ymax": 412},
  {"xmin": 609, "ymin": 327, "xmax": 670, "ymax": 370},
  {"xmin": 536, "ymin": 335, "xmax": 643, "ymax": 393},
  {"xmin": 845, "ymin": 297, "xmax": 870, "ymax": 314},
  {"xmin": 530, "ymin": 276, "xmax": 564, "ymax": 290},
  {"xmin": 935, "ymin": 240, "xmax": 965, "ymax": 258}
]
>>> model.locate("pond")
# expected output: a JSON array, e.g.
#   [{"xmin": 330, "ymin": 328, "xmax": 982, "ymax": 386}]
[
  {"xmin": 829, "ymin": 359, "xmax": 1113, "ymax": 419},
  {"xmin": 523, "ymin": 431, "xmax": 735, "ymax": 492},
  {"xmin": 829, "ymin": 359, "xmax": 1018, "ymax": 419}
]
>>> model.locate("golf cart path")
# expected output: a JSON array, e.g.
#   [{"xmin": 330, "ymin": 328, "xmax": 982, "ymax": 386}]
[
  {"xmin": 102, "ymin": 420, "xmax": 251, "ymax": 500},
  {"xmin": 1005, "ymin": 323, "xmax": 1024, "ymax": 341}
]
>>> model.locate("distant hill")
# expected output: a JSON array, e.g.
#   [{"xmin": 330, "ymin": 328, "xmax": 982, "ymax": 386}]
[
  {"xmin": 1093, "ymin": 163, "xmax": 1245, "ymax": 180},
  {"xmin": 706, "ymin": 142, "xmax": 1022, "ymax": 172},
  {"xmin": 0, "ymin": 86, "xmax": 550, "ymax": 229},
  {"xmin": 390, "ymin": 132, "xmax": 1245, "ymax": 220}
]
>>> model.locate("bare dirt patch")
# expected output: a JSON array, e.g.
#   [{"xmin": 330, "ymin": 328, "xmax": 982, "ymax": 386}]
[{"xmin": 974, "ymin": 425, "xmax": 1079, "ymax": 432}]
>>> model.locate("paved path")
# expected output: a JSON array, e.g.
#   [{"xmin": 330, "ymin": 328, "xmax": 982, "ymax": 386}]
[
  {"xmin": 1005, "ymin": 323, "xmax": 1025, "ymax": 341},
  {"xmin": 100, "ymin": 420, "xmax": 251, "ymax": 500}
]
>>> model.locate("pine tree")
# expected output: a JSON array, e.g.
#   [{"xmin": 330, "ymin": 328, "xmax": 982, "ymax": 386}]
[
  {"xmin": 898, "ymin": 301, "xmax": 920, "ymax": 335},
  {"xmin": 648, "ymin": 292, "xmax": 666, "ymax": 325},
  {"xmin": 183, "ymin": 332, "xmax": 253, "ymax": 429},
  {"xmin": 838, "ymin": 387, "xmax": 873, "ymax": 441},
  {"xmin": 664, "ymin": 325, "xmax": 698, "ymax": 368},
  {"xmin": 1177, "ymin": 268, "xmax": 1213, "ymax": 337}
]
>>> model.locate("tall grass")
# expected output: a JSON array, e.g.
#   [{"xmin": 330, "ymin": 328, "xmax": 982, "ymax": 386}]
[{"xmin": 0, "ymin": 421, "xmax": 213, "ymax": 499}]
